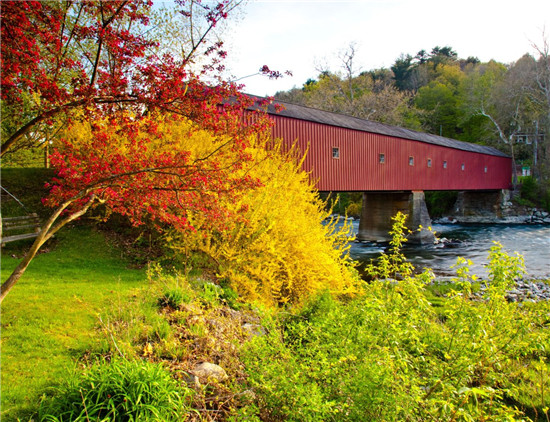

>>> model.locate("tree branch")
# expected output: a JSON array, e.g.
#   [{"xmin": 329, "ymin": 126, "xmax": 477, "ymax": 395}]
[
  {"xmin": 90, "ymin": 1, "xmax": 129, "ymax": 87},
  {"xmin": 1, "ymin": 95, "xmax": 142, "ymax": 157},
  {"xmin": 1, "ymin": 100, "xmax": 84, "ymax": 157}
]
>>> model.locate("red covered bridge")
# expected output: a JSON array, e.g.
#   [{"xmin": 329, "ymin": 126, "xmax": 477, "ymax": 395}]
[{"xmin": 259, "ymin": 100, "xmax": 513, "ymax": 242}]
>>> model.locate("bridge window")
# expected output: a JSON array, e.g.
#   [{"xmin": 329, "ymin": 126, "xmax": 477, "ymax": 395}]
[
  {"xmin": 427, "ymin": 158, "xmax": 432, "ymax": 168},
  {"xmin": 484, "ymin": 166, "xmax": 488, "ymax": 173},
  {"xmin": 443, "ymin": 160, "xmax": 448, "ymax": 169},
  {"xmin": 332, "ymin": 147, "xmax": 340, "ymax": 159},
  {"xmin": 461, "ymin": 163, "xmax": 465, "ymax": 171},
  {"xmin": 409, "ymin": 156, "xmax": 414, "ymax": 166},
  {"xmin": 379, "ymin": 153, "xmax": 385, "ymax": 164}
]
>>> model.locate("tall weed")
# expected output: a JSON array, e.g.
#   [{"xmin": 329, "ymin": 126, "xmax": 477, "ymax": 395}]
[{"xmin": 38, "ymin": 358, "xmax": 194, "ymax": 421}]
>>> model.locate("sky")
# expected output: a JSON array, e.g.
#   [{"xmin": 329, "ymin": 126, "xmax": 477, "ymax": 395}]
[{"xmin": 220, "ymin": 0, "xmax": 550, "ymax": 96}]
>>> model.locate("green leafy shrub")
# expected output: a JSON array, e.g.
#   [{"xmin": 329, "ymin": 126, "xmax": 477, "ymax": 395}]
[
  {"xmin": 218, "ymin": 280, "xmax": 242, "ymax": 309},
  {"xmin": 242, "ymin": 213, "xmax": 549, "ymax": 421},
  {"xmin": 425, "ymin": 191, "xmax": 458, "ymax": 217},
  {"xmin": 520, "ymin": 176, "xmax": 538, "ymax": 205},
  {"xmin": 38, "ymin": 359, "xmax": 194, "ymax": 421},
  {"xmin": 148, "ymin": 263, "xmax": 194, "ymax": 310},
  {"xmin": 345, "ymin": 201, "xmax": 362, "ymax": 218},
  {"xmin": 320, "ymin": 192, "xmax": 363, "ymax": 216},
  {"xmin": 157, "ymin": 288, "xmax": 193, "ymax": 309}
]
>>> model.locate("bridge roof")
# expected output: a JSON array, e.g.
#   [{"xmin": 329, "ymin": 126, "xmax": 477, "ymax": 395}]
[{"xmin": 265, "ymin": 99, "xmax": 509, "ymax": 158}]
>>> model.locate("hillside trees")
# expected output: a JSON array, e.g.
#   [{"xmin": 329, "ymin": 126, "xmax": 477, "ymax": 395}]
[
  {"xmin": 462, "ymin": 56, "xmax": 543, "ymax": 186},
  {"xmin": 391, "ymin": 54, "xmax": 415, "ymax": 91},
  {"xmin": 414, "ymin": 64, "xmax": 466, "ymax": 138},
  {"xmin": 391, "ymin": 46, "xmax": 459, "ymax": 93},
  {"xmin": 0, "ymin": 0, "xmax": 279, "ymax": 302},
  {"xmin": 275, "ymin": 45, "xmax": 464, "ymax": 132},
  {"xmin": 276, "ymin": 45, "xmax": 421, "ymax": 128}
]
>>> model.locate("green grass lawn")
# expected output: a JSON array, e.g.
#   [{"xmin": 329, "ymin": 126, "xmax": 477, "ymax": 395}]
[{"xmin": 1, "ymin": 225, "xmax": 146, "ymax": 421}]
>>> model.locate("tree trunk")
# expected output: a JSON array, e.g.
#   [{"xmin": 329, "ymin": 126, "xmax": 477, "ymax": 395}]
[
  {"xmin": 510, "ymin": 141, "xmax": 518, "ymax": 189},
  {"xmin": 1, "ymin": 195, "xmax": 96, "ymax": 303},
  {"xmin": 0, "ymin": 236, "xmax": 47, "ymax": 302}
]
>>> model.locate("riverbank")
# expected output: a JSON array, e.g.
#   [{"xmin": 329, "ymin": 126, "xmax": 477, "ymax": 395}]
[
  {"xmin": 435, "ymin": 207, "xmax": 550, "ymax": 224},
  {"xmin": 436, "ymin": 193, "xmax": 550, "ymax": 224},
  {"xmin": 432, "ymin": 277, "xmax": 550, "ymax": 302}
]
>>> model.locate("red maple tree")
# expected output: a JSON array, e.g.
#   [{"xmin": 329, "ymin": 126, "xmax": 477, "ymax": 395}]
[
  {"xmin": 0, "ymin": 0, "xmax": 278, "ymax": 301},
  {"xmin": 1, "ymin": 0, "xmax": 268, "ymax": 154}
]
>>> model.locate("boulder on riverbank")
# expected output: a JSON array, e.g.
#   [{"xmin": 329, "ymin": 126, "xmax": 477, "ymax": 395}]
[
  {"xmin": 437, "ymin": 208, "xmax": 550, "ymax": 225},
  {"xmin": 476, "ymin": 280, "xmax": 550, "ymax": 302},
  {"xmin": 442, "ymin": 190, "xmax": 550, "ymax": 225}
]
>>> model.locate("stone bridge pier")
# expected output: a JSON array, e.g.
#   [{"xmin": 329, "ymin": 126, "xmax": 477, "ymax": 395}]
[
  {"xmin": 357, "ymin": 191, "xmax": 434, "ymax": 244},
  {"xmin": 451, "ymin": 189, "xmax": 512, "ymax": 222}
]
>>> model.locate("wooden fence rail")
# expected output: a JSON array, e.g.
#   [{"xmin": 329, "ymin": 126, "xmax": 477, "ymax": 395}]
[{"xmin": 1, "ymin": 214, "xmax": 41, "ymax": 245}]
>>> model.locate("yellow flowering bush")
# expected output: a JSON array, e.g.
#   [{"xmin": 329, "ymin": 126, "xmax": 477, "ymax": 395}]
[{"xmin": 168, "ymin": 131, "xmax": 360, "ymax": 307}]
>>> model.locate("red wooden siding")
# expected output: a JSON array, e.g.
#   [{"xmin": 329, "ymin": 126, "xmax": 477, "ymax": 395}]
[{"xmin": 270, "ymin": 114, "xmax": 512, "ymax": 192}]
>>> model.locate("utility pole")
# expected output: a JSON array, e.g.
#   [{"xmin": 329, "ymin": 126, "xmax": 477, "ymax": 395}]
[{"xmin": 533, "ymin": 120, "xmax": 539, "ymax": 180}]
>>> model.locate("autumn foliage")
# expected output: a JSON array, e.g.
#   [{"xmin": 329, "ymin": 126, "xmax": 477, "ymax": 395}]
[{"xmin": 45, "ymin": 113, "xmax": 263, "ymax": 232}]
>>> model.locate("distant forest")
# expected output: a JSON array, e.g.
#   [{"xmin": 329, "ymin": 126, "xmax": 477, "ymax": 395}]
[{"xmin": 274, "ymin": 43, "xmax": 550, "ymax": 195}]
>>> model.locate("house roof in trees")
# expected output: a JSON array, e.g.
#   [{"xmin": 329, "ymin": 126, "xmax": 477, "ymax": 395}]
[{"xmin": 262, "ymin": 98, "xmax": 509, "ymax": 158}]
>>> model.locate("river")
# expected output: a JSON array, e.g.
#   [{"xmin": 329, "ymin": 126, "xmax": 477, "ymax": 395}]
[{"xmin": 344, "ymin": 220, "xmax": 550, "ymax": 280}]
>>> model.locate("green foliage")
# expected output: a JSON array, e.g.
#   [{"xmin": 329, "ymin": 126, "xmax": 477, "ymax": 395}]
[
  {"xmin": 242, "ymin": 214, "xmax": 550, "ymax": 421},
  {"xmin": 345, "ymin": 201, "xmax": 362, "ymax": 218},
  {"xmin": 515, "ymin": 174, "xmax": 550, "ymax": 210},
  {"xmin": 520, "ymin": 176, "xmax": 540, "ymax": 205},
  {"xmin": 157, "ymin": 288, "xmax": 193, "ymax": 309},
  {"xmin": 425, "ymin": 191, "xmax": 459, "ymax": 217},
  {"xmin": 544, "ymin": 189, "xmax": 550, "ymax": 213},
  {"xmin": 150, "ymin": 264, "xmax": 195, "ymax": 310},
  {"xmin": 199, "ymin": 281, "xmax": 223, "ymax": 305},
  {"xmin": 415, "ymin": 78, "xmax": 461, "ymax": 138},
  {"xmin": 38, "ymin": 359, "xmax": 194, "ymax": 421},
  {"xmin": 364, "ymin": 212, "xmax": 416, "ymax": 280},
  {"xmin": 319, "ymin": 192, "xmax": 363, "ymax": 216},
  {"xmin": 218, "ymin": 281, "xmax": 242, "ymax": 309}
]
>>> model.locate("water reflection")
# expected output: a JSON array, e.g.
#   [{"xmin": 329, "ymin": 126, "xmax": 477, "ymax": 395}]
[{"xmin": 343, "ymin": 220, "xmax": 550, "ymax": 280}]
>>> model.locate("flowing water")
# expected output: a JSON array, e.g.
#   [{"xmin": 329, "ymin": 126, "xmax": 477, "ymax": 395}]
[{"xmin": 345, "ymin": 220, "xmax": 550, "ymax": 280}]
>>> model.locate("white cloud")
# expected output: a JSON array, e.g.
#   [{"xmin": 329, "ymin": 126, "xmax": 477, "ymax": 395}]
[{"xmin": 222, "ymin": 0, "xmax": 550, "ymax": 96}]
